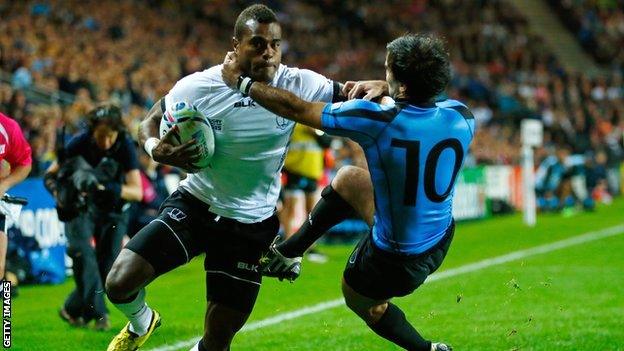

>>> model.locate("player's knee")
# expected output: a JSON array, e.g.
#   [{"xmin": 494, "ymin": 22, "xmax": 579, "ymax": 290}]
[
  {"xmin": 367, "ymin": 303, "xmax": 388, "ymax": 323},
  {"xmin": 105, "ymin": 259, "xmax": 138, "ymax": 301},
  {"xmin": 346, "ymin": 301, "xmax": 386, "ymax": 324},
  {"xmin": 331, "ymin": 166, "xmax": 370, "ymax": 201},
  {"xmin": 332, "ymin": 166, "xmax": 360, "ymax": 189},
  {"xmin": 105, "ymin": 267, "xmax": 130, "ymax": 302},
  {"xmin": 106, "ymin": 249, "xmax": 155, "ymax": 301}
]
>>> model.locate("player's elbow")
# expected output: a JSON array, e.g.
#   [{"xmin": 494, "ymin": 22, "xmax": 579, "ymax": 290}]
[{"xmin": 15, "ymin": 164, "xmax": 32, "ymax": 182}]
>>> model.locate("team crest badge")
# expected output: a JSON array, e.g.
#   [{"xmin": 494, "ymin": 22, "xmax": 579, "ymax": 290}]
[
  {"xmin": 275, "ymin": 116, "xmax": 290, "ymax": 130},
  {"xmin": 167, "ymin": 208, "xmax": 187, "ymax": 222}
]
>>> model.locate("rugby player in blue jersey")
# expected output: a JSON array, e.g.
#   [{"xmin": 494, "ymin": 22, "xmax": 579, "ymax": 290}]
[{"xmin": 223, "ymin": 33, "xmax": 474, "ymax": 351}]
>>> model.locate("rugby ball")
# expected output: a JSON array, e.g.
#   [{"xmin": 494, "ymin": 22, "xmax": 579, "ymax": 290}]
[{"xmin": 159, "ymin": 100, "xmax": 215, "ymax": 171}]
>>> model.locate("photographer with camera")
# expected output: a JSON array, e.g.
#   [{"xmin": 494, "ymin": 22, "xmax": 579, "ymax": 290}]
[
  {"xmin": 0, "ymin": 112, "xmax": 32, "ymax": 285},
  {"xmin": 45, "ymin": 104, "xmax": 142, "ymax": 330}
]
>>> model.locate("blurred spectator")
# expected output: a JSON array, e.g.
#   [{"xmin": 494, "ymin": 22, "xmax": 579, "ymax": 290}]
[{"xmin": 550, "ymin": 0, "xmax": 624, "ymax": 70}]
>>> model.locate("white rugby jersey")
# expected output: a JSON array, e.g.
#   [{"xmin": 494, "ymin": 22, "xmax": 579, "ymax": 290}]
[{"xmin": 164, "ymin": 64, "xmax": 335, "ymax": 223}]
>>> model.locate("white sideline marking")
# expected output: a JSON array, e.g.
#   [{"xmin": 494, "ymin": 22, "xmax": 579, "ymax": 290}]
[{"xmin": 148, "ymin": 223, "xmax": 624, "ymax": 351}]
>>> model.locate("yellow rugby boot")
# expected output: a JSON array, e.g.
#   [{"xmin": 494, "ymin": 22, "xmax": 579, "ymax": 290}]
[{"xmin": 106, "ymin": 310, "xmax": 161, "ymax": 351}]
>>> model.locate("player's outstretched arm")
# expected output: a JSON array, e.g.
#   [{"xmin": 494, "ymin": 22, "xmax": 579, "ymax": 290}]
[
  {"xmin": 222, "ymin": 52, "xmax": 325, "ymax": 129},
  {"xmin": 139, "ymin": 98, "xmax": 202, "ymax": 172},
  {"xmin": 248, "ymin": 82, "xmax": 325, "ymax": 129}
]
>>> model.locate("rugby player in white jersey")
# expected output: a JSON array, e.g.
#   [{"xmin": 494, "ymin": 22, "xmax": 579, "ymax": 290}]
[{"xmin": 104, "ymin": 5, "xmax": 344, "ymax": 351}]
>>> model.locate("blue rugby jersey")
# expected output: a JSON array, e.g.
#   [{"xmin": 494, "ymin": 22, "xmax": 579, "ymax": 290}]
[{"xmin": 321, "ymin": 98, "xmax": 475, "ymax": 254}]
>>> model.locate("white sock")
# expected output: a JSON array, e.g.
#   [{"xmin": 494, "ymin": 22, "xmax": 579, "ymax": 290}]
[
  {"xmin": 189, "ymin": 341, "xmax": 200, "ymax": 351},
  {"xmin": 113, "ymin": 289, "xmax": 154, "ymax": 336}
]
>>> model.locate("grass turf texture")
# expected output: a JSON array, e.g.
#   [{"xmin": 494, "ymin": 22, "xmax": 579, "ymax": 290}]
[{"xmin": 13, "ymin": 200, "xmax": 624, "ymax": 350}]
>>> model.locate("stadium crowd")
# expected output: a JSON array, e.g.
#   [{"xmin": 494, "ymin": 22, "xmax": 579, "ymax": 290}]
[
  {"xmin": 549, "ymin": 0, "xmax": 624, "ymax": 69},
  {"xmin": 0, "ymin": 0, "xmax": 623, "ymax": 208}
]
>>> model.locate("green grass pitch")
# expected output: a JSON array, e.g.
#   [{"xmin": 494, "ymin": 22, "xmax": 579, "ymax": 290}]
[{"xmin": 13, "ymin": 200, "xmax": 624, "ymax": 350}]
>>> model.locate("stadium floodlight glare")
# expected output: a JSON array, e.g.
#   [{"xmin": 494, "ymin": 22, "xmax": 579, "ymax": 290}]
[{"xmin": 521, "ymin": 119, "xmax": 544, "ymax": 227}]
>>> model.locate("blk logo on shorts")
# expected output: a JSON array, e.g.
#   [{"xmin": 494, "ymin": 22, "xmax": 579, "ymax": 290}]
[
  {"xmin": 237, "ymin": 262, "xmax": 259, "ymax": 272},
  {"xmin": 167, "ymin": 208, "xmax": 187, "ymax": 222}
]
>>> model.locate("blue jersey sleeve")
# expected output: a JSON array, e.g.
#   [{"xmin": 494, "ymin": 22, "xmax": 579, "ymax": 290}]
[{"xmin": 320, "ymin": 99, "xmax": 399, "ymax": 146}]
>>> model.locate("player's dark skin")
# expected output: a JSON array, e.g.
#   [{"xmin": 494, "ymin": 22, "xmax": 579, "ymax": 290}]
[{"xmin": 106, "ymin": 19, "xmax": 287, "ymax": 351}]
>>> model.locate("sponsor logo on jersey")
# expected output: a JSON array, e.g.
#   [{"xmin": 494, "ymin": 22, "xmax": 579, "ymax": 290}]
[
  {"xmin": 233, "ymin": 98, "xmax": 257, "ymax": 108},
  {"xmin": 237, "ymin": 262, "xmax": 259, "ymax": 272},
  {"xmin": 167, "ymin": 208, "xmax": 187, "ymax": 222},
  {"xmin": 174, "ymin": 101, "xmax": 187, "ymax": 110},
  {"xmin": 208, "ymin": 119, "xmax": 223, "ymax": 131}
]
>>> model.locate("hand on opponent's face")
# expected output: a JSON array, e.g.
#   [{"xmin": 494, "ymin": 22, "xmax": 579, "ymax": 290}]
[{"xmin": 342, "ymin": 80, "xmax": 389, "ymax": 101}]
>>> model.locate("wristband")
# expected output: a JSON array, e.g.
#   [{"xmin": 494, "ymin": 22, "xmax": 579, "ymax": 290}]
[
  {"xmin": 237, "ymin": 76, "xmax": 255, "ymax": 96},
  {"xmin": 144, "ymin": 137, "xmax": 159, "ymax": 159}
]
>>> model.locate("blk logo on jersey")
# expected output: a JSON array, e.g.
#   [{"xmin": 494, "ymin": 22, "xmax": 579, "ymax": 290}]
[
  {"xmin": 237, "ymin": 262, "xmax": 259, "ymax": 272},
  {"xmin": 167, "ymin": 208, "xmax": 187, "ymax": 222},
  {"xmin": 233, "ymin": 98, "xmax": 257, "ymax": 108}
]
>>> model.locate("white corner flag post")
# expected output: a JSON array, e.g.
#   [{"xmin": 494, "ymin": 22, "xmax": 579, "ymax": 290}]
[{"xmin": 521, "ymin": 119, "xmax": 543, "ymax": 227}]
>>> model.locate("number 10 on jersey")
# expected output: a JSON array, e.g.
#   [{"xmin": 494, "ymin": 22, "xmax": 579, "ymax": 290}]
[{"xmin": 391, "ymin": 138, "xmax": 464, "ymax": 207}]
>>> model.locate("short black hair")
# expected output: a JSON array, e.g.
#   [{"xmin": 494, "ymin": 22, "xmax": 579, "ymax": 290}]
[
  {"xmin": 234, "ymin": 4, "xmax": 278, "ymax": 39},
  {"xmin": 87, "ymin": 104, "xmax": 125, "ymax": 131},
  {"xmin": 386, "ymin": 34, "xmax": 450, "ymax": 103}
]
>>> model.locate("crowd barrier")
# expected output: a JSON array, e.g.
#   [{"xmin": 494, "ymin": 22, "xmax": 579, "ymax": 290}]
[{"xmin": 7, "ymin": 178, "xmax": 66, "ymax": 284}]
